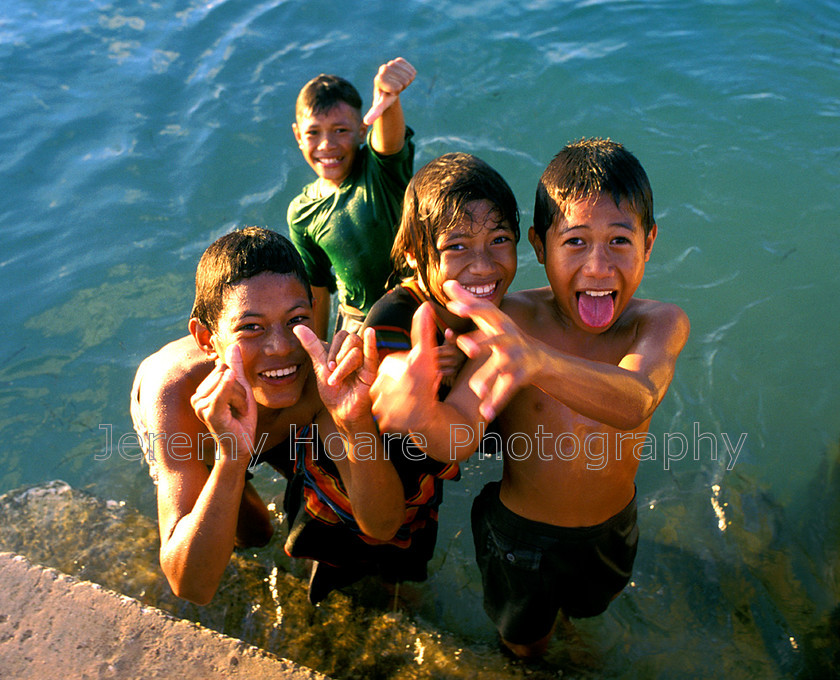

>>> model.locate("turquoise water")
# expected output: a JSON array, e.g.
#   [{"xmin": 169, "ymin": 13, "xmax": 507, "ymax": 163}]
[{"xmin": 2, "ymin": 0, "xmax": 839, "ymax": 677}]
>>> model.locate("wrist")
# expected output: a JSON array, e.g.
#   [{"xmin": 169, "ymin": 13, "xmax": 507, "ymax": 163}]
[
  {"xmin": 209, "ymin": 454, "xmax": 250, "ymax": 485},
  {"xmin": 212, "ymin": 436, "xmax": 253, "ymax": 472},
  {"xmin": 336, "ymin": 412, "xmax": 378, "ymax": 439}
]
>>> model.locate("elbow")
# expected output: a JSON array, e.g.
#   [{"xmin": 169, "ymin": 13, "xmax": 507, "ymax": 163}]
[
  {"xmin": 611, "ymin": 387, "xmax": 659, "ymax": 431},
  {"xmin": 165, "ymin": 573, "xmax": 216, "ymax": 606},
  {"xmin": 160, "ymin": 554, "xmax": 217, "ymax": 606},
  {"xmin": 359, "ymin": 509, "xmax": 405, "ymax": 543},
  {"xmin": 176, "ymin": 587, "xmax": 215, "ymax": 607}
]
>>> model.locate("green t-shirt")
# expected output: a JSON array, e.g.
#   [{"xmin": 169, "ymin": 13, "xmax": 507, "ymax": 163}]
[{"xmin": 287, "ymin": 129, "xmax": 415, "ymax": 315}]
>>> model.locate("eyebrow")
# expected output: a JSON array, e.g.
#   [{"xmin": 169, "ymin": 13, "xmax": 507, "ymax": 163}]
[
  {"xmin": 562, "ymin": 221, "xmax": 636, "ymax": 233},
  {"xmin": 232, "ymin": 311, "xmax": 264, "ymax": 322},
  {"xmin": 441, "ymin": 223, "xmax": 514, "ymax": 239},
  {"xmin": 233, "ymin": 302, "xmax": 309, "ymax": 321}
]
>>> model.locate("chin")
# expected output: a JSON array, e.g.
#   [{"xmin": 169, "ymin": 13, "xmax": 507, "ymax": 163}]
[{"xmin": 255, "ymin": 387, "xmax": 304, "ymax": 411}]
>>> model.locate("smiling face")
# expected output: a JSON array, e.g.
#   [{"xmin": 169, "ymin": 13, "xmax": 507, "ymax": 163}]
[
  {"xmin": 293, "ymin": 101, "xmax": 366, "ymax": 192},
  {"xmin": 209, "ymin": 272, "xmax": 314, "ymax": 410},
  {"xmin": 412, "ymin": 199, "xmax": 517, "ymax": 309},
  {"xmin": 530, "ymin": 193, "xmax": 657, "ymax": 333}
]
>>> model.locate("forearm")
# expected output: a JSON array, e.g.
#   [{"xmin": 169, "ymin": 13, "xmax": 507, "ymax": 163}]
[
  {"xmin": 371, "ymin": 353, "xmax": 485, "ymax": 463},
  {"xmin": 339, "ymin": 415, "xmax": 406, "ymax": 541},
  {"xmin": 405, "ymin": 401, "xmax": 483, "ymax": 464},
  {"xmin": 381, "ymin": 389, "xmax": 486, "ymax": 463},
  {"xmin": 370, "ymin": 98, "xmax": 405, "ymax": 156},
  {"xmin": 530, "ymin": 344, "xmax": 660, "ymax": 430},
  {"xmin": 311, "ymin": 285, "xmax": 332, "ymax": 340},
  {"xmin": 159, "ymin": 460, "xmax": 246, "ymax": 604}
]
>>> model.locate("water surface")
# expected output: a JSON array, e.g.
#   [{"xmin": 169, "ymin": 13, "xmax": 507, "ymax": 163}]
[{"xmin": 1, "ymin": 1, "xmax": 839, "ymax": 677}]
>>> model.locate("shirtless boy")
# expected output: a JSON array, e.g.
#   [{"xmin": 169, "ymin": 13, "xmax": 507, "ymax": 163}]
[{"xmin": 130, "ymin": 227, "xmax": 402, "ymax": 605}]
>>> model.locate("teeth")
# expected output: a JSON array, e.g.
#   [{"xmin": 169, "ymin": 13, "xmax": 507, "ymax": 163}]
[
  {"xmin": 262, "ymin": 366, "xmax": 296, "ymax": 379},
  {"xmin": 583, "ymin": 290, "xmax": 613, "ymax": 297},
  {"xmin": 464, "ymin": 283, "xmax": 496, "ymax": 297}
]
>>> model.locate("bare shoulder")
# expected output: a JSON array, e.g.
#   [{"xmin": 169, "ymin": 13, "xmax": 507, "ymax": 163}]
[
  {"xmin": 135, "ymin": 336, "xmax": 213, "ymax": 416},
  {"xmin": 501, "ymin": 287, "xmax": 554, "ymax": 326},
  {"xmin": 627, "ymin": 298, "xmax": 690, "ymax": 341}
]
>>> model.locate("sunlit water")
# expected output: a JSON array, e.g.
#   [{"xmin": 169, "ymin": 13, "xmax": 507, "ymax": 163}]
[{"xmin": 1, "ymin": 0, "xmax": 839, "ymax": 677}]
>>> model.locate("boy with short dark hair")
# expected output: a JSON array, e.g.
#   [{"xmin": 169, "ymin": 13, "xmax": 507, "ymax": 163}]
[
  {"xmin": 130, "ymin": 226, "xmax": 403, "ymax": 605},
  {"xmin": 372, "ymin": 138, "xmax": 690, "ymax": 657},
  {"xmin": 289, "ymin": 58, "xmax": 416, "ymax": 337}
]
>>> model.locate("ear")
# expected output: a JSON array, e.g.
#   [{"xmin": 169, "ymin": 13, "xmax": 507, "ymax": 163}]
[
  {"xmin": 189, "ymin": 318, "xmax": 218, "ymax": 359},
  {"xmin": 404, "ymin": 250, "xmax": 419, "ymax": 271},
  {"xmin": 528, "ymin": 227, "xmax": 546, "ymax": 265},
  {"xmin": 292, "ymin": 122, "xmax": 302, "ymax": 147},
  {"xmin": 356, "ymin": 107, "xmax": 369, "ymax": 141},
  {"xmin": 643, "ymin": 223, "xmax": 658, "ymax": 262}
]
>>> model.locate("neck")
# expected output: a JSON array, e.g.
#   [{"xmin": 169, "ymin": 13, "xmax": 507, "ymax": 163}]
[
  {"xmin": 316, "ymin": 178, "xmax": 340, "ymax": 198},
  {"xmin": 428, "ymin": 297, "xmax": 474, "ymax": 335}
]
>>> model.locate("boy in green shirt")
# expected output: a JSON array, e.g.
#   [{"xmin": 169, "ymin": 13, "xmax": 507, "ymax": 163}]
[{"xmin": 288, "ymin": 58, "xmax": 416, "ymax": 338}]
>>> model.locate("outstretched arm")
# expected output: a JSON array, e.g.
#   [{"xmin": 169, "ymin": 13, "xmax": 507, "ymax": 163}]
[
  {"xmin": 294, "ymin": 326, "xmax": 406, "ymax": 540},
  {"xmin": 444, "ymin": 281, "xmax": 691, "ymax": 430},
  {"xmin": 364, "ymin": 57, "xmax": 416, "ymax": 156}
]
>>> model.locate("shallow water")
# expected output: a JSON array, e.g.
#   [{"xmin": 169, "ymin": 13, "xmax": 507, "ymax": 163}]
[{"xmin": 1, "ymin": 0, "xmax": 839, "ymax": 677}]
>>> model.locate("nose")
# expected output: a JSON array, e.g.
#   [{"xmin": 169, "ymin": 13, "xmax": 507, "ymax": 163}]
[
  {"xmin": 582, "ymin": 244, "xmax": 613, "ymax": 277},
  {"xmin": 469, "ymin": 246, "xmax": 497, "ymax": 275},
  {"xmin": 318, "ymin": 132, "xmax": 337, "ymax": 150},
  {"xmin": 264, "ymin": 326, "xmax": 297, "ymax": 356}
]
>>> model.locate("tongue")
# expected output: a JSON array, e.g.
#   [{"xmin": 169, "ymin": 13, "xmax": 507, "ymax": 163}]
[{"xmin": 578, "ymin": 293, "xmax": 614, "ymax": 328}]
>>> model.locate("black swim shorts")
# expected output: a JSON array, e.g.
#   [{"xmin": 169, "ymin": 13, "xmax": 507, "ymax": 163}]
[{"xmin": 471, "ymin": 481, "xmax": 638, "ymax": 645}]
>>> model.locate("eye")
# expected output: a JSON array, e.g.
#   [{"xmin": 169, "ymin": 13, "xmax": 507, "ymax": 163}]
[
  {"xmin": 236, "ymin": 322, "xmax": 262, "ymax": 334},
  {"xmin": 611, "ymin": 235, "xmax": 632, "ymax": 245},
  {"xmin": 288, "ymin": 314, "xmax": 310, "ymax": 326},
  {"xmin": 563, "ymin": 236, "xmax": 584, "ymax": 246},
  {"xmin": 440, "ymin": 242, "xmax": 465, "ymax": 252},
  {"xmin": 492, "ymin": 234, "xmax": 512, "ymax": 245}
]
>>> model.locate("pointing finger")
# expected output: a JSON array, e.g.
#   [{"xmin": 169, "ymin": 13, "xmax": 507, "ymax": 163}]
[
  {"xmin": 443, "ymin": 280, "xmax": 509, "ymax": 336},
  {"xmin": 454, "ymin": 331, "xmax": 483, "ymax": 359},
  {"xmin": 328, "ymin": 346, "xmax": 363, "ymax": 387}
]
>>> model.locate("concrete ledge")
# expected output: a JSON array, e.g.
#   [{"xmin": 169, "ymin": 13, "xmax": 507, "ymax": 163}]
[{"xmin": 0, "ymin": 552, "xmax": 328, "ymax": 680}]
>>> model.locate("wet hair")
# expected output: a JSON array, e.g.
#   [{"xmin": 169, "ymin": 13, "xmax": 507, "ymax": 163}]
[
  {"xmin": 191, "ymin": 226, "xmax": 310, "ymax": 331},
  {"xmin": 295, "ymin": 73, "xmax": 363, "ymax": 120},
  {"xmin": 391, "ymin": 153, "xmax": 520, "ymax": 302},
  {"xmin": 533, "ymin": 138, "xmax": 654, "ymax": 245}
]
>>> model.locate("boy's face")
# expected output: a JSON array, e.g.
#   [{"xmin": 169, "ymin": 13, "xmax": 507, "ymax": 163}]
[
  {"xmin": 412, "ymin": 199, "xmax": 517, "ymax": 308},
  {"xmin": 293, "ymin": 102, "xmax": 366, "ymax": 191},
  {"xmin": 209, "ymin": 272, "xmax": 314, "ymax": 410},
  {"xmin": 529, "ymin": 193, "xmax": 657, "ymax": 333}
]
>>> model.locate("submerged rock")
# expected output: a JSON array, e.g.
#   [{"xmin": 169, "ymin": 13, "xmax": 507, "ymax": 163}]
[{"xmin": 0, "ymin": 481, "xmax": 533, "ymax": 680}]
